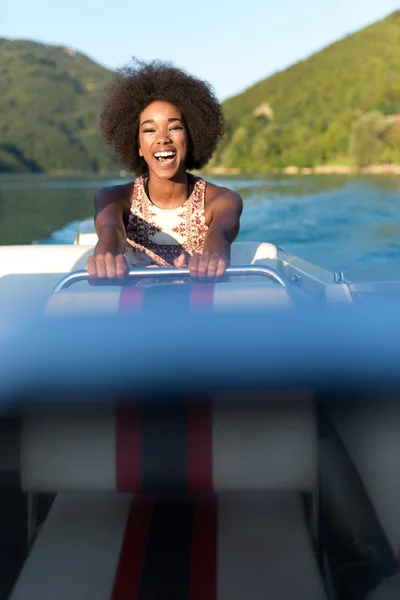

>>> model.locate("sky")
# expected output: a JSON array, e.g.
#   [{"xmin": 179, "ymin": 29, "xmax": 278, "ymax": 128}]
[{"xmin": 2, "ymin": 0, "xmax": 400, "ymax": 101}]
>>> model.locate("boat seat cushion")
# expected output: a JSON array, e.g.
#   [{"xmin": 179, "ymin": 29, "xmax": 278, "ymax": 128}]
[
  {"xmin": 21, "ymin": 401, "xmax": 317, "ymax": 493},
  {"xmin": 45, "ymin": 280, "xmax": 294, "ymax": 316},
  {"xmin": 9, "ymin": 492, "xmax": 326, "ymax": 600},
  {"xmin": 0, "ymin": 242, "xmax": 280, "ymax": 319}
]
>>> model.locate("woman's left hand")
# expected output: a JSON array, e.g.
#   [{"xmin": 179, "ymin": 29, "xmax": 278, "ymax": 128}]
[{"xmin": 175, "ymin": 251, "xmax": 229, "ymax": 281}]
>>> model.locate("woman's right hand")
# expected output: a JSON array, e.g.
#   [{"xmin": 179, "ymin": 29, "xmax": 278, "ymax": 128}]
[{"xmin": 85, "ymin": 252, "xmax": 128, "ymax": 279}]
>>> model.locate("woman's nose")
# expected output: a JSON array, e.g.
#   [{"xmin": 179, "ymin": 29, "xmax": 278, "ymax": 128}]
[{"xmin": 157, "ymin": 129, "xmax": 172, "ymax": 144}]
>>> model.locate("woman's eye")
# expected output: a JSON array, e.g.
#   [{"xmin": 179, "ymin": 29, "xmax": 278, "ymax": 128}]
[
  {"xmin": 170, "ymin": 126, "xmax": 183, "ymax": 131},
  {"xmin": 143, "ymin": 128, "xmax": 155, "ymax": 133}
]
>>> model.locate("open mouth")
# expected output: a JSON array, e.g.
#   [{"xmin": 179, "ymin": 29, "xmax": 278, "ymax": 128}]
[{"xmin": 153, "ymin": 151, "xmax": 176, "ymax": 165}]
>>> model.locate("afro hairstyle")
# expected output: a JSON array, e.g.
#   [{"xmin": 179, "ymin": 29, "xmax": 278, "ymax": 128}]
[{"xmin": 100, "ymin": 58, "xmax": 225, "ymax": 175}]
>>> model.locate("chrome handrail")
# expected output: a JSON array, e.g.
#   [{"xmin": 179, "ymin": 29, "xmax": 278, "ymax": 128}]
[{"xmin": 53, "ymin": 266, "xmax": 291, "ymax": 293}]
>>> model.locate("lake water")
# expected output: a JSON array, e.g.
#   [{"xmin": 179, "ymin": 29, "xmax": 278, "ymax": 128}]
[{"xmin": 1, "ymin": 172, "xmax": 400, "ymax": 277}]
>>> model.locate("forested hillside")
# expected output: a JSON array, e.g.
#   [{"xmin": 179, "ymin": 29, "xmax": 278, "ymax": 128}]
[
  {"xmin": 211, "ymin": 10, "xmax": 400, "ymax": 172},
  {"xmin": 2, "ymin": 12, "xmax": 400, "ymax": 174},
  {"xmin": 0, "ymin": 39, "xmax": 117, "ymax": 173}
]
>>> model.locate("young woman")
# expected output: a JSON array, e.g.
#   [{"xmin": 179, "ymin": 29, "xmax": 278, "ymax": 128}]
[{"xmin": 85, "ymin": 59, "xmax": 243, "ymax": 281}]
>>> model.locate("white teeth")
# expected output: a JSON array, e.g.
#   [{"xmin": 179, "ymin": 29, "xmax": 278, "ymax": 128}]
[{"xmin": 154, "ymin": 151, "xmax": 175, "ymax": 158}]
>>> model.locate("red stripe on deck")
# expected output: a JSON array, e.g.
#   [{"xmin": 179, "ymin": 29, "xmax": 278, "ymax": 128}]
[
  {"xmin": 190, "ymin": 500, "xmax": 218, "ymax": 600},
  {"xmin": 111, "ymin": 497, "xmax": 153, "ymax": 600},
  {"xmin": 118, "ymin": 286, "xmax": 144, "ymax": 312},
  {"xmin": 189, "ymin": 284, "xmax": 214, "ymax": 311},
  {"xmin": 116, "ymin": 406, "xmax": 141, "ymax": 491},
  {"xmin": 187, "ymin": 403, "xmax": 213, "ymax": 492}
]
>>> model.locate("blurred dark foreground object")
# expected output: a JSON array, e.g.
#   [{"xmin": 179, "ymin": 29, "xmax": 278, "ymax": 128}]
[
  {"xmin": 2, "ymin": 304, "xmax": 400, "ymax": 600},
  {"xmin": 1, "ymin": 303, "xmax": 400, "ymax": 405}
]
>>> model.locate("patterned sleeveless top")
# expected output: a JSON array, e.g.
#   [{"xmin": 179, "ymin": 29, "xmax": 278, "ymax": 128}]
[{"xmin": 125, "ymin": 175, "xmax": 209, "ymax": 268}]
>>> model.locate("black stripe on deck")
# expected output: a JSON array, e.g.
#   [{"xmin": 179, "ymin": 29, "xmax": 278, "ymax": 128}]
[
  {"xmin": 140, "ymin": 405, "xmax": 188, "ymax": 492},
  {"xmin": 138, "ymin": 501, "xmax": 194, "ymax": 600},
  {"xmin": 142, "ymin": 284, "xmax": 191, "ymax": 316}
]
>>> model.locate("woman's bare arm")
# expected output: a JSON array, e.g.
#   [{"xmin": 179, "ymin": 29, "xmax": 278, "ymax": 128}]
[
  {"xmin": 184, "ymin": 188, "xmax": 243, "ymax": 280},
  {"xmin": 85, "ymin": 187, "xmax": 129, "ymax": 278},
  {"xmin": 203, "ymin": 190, "xmax": 242, "ymax": 256}
]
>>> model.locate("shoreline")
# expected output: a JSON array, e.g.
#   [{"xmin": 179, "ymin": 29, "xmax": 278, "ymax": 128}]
[
  {"xmin": 1, "ymin": 164, "xmax": 400, "ymax": 178},
  {"xmin": 207, "ymin": 164, "xmax": 400, "ymax": 176}
]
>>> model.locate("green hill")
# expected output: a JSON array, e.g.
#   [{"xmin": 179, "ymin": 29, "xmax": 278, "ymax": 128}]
[
  {"xmin": 0, "ymin": 39, "xmax": 118, "ymax": 173},
  {"xmin": 2, "ymin": 12, "xmax": 400, "ymax": 174},
  {"xmin": 211, "ymin": 10, "xmax": 400, "ymax": 172}
]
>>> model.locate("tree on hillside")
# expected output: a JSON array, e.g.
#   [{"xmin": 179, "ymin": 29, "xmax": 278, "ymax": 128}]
[
  {"xmin": 221, "ymin": 126, "xmax": 249, "ymax": 168},
  {"xmin": 349, "ymin": 111, "xmax": 387, "ymax": 167},
  {"xmin": 381, "ymin": 121, "xmax": 400, "ymax": 162}
]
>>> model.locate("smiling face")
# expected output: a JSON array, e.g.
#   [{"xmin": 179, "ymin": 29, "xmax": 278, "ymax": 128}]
[{"xmin": 138, "ymin": 101, "xmax": 189, "ymax": 180}]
